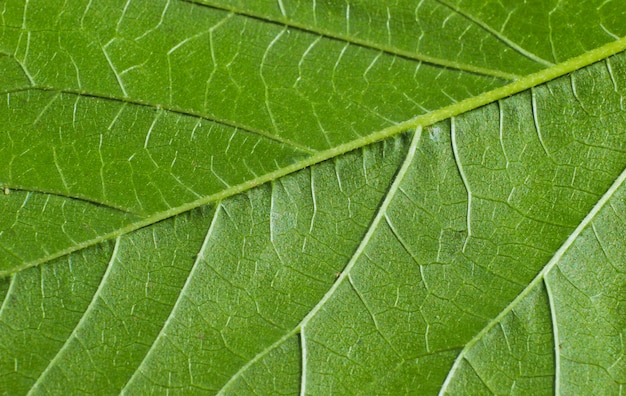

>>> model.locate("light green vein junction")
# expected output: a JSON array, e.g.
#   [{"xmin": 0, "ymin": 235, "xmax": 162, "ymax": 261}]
[{"xmin": 2, "ymin": 36, "xmax": 626, "ymax": 278}]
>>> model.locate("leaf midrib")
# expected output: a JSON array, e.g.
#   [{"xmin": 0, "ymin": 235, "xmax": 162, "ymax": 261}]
[{"xmin": 3, "ymin": 37, "xmax": 625, "ymax": 278}]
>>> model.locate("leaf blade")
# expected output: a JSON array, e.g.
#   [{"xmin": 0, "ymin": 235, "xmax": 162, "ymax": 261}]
[{"xmin": 1, "ymin": 1, "xmax": 626, "ymax": 394}]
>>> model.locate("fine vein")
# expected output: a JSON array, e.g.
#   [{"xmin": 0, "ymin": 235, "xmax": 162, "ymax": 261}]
[{"xmin": 450, "ymin": 117, "xmax": 472, "ymax": 252}]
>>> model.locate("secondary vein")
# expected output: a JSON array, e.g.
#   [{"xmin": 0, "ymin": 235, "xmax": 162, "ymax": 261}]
[
  {"xmin": 1, "ymin": 86, "xmax": 317, "ymax": 155},
  {"xmin": 178, "ymin": 0, "xmax": 520, "ymax": 81}
]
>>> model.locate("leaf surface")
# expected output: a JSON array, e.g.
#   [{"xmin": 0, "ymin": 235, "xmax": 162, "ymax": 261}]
[{"xmin": 0, "ymin": 0, "xmax": 625, "ymax": 394}]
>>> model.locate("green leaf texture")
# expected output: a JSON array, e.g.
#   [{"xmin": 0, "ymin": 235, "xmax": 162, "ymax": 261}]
[{"xmin": 1, "ymin": 0, "xmax": 625, "ymax": 394}]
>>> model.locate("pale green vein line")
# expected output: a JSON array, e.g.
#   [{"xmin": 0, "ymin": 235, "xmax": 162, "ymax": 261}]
[
  {"xmin": 217, "ymin": 126, "xmax": 423, "ymax": 396},
  {"xmin": 260, "ymin": 28, "xmax": 287, "ymax": 135},
  {"xmin": 11, "ymin": 41, "xmax": 35, "ymax": 86},
  {"xmin": 531, "ymin": 87, "xmax": 550, "ymax": 156},
  {"xmin": 51, "ymin": 147, "xmax": 70, "ymax": 194},
  {"xmin": 606, "ymin": 58, "xmax": 619, "ymax": 92},
  {"xmin": 2, "ymin": 38, "xmax": 625, "ymax": 278},
  {"xmin": 385, "ymin": 214, "xmax": 422, "ymax": 268},
  {"xmin": 101, "ymin": 41, "xmax": 128, "ymax": 97},
  {"xmin": 276, "ymin": 0, "xmax": 286, "ymax": 17},
  {"xmin": 438, "ymin": 163, "xmax": 626, "ymax": 395},
  {"xmin": 27, "ymin": 237, "xmax": 121, "ymax": 395},
  {"xmin": 179, "ymin": 0, "xmax": 520, "ymax": 81},
  {"xmin": 450, "ymin": 117, "xmax": 472, "ymax": 252},
  {"xmin": 299, "ymin": 331, "xmax": 307, "ymax": 396},
  {"xmin": 120, "ymin": 205, "xmax": 221, "ymax": 394},
  {"xmin": 433, "ymin": 0, "xmax": 555, "ymax": 67},
  {"xmin": 143, "ymin": 110, "xmax": 162, "ymax": 149},
  {"xmin": 0, "ymin": 275, "xmax": 17, "ymax": 319},
  {"xmin": 31, "ymin": 92, "xmax": 60, "ymax": 125},
  {"xmin": 544, "ymin": 277, "xmax": 561, "ymax": 396}
]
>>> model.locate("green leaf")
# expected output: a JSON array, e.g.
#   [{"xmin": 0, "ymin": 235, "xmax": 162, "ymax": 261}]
[{"xmin": 1, "ymin": 0, "xmax": 625, "ymax": 394}]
